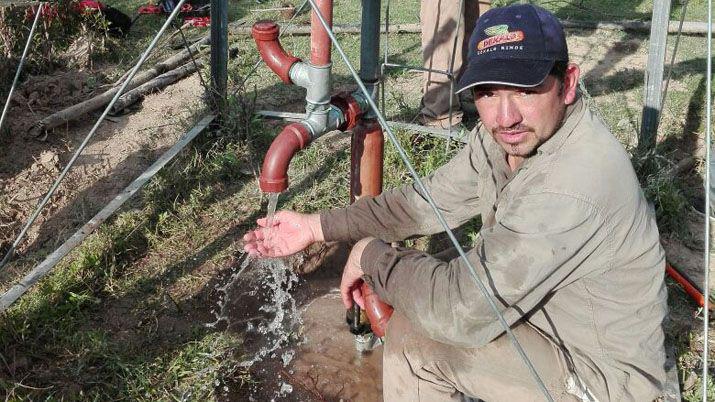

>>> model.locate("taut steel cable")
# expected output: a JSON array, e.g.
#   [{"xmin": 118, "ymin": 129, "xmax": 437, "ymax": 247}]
[{"xmin": 702, "ymin": 0, "xmax": 711, "ymax": 400}]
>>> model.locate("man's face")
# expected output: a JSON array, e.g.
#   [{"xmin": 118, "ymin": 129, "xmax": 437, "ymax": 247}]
[{"xmin": 473, "ymin": 63, "xmax": 581, "ymax": 159}]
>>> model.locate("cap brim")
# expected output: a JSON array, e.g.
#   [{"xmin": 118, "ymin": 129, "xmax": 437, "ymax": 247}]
[{"xmin": 455, "ymin": 58, "xmax": 556, "ymax": 94}]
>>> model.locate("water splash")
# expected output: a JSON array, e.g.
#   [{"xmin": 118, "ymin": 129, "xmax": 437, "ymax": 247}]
[
  {"xmin": 206, "ymin": 254, "xmax": 253, "ymax": 329},
  {"xmin": 237, "ymin": 257, "xmax": 302, "ymax": 368},
  {"xmin": 207, "ymin": 251, "xmax": 303, "ymax": 400},
  {"xmin": 274, "ymin": 382, "xmax": 293, "ymax": 400}
]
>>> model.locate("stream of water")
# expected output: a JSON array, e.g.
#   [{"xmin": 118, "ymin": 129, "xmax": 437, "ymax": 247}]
[{"xmin": 266, "ymin": 192, "xmax": 280, "ymax": 230}]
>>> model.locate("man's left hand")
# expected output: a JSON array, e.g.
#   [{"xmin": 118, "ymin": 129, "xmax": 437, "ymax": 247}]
[{"xmin": 340, "ymin": 237, "xmax": 375, "ymax": 310}]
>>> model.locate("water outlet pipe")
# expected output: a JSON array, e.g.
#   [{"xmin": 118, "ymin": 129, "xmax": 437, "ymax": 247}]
[
  {"xmin": 258, "ymin": 122, "xmax": 312, "ymax": 193},
  {"xmin": 252, "ymin": 21, "xmax": 301, "ymax": 83},
  {"xmin": 253, "ymin": 2, "xmax": 365, "ymax": 193}
]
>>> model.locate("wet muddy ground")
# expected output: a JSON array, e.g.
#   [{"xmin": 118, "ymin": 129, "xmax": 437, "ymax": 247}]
[{"xmin": 212, "ymin": 243, "xmax": 383, "ymax": 401}]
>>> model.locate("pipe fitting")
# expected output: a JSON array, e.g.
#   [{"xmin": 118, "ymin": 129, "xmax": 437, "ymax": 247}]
[
  {"xmin": 290, "ymin": 62, "xmax": 332, "ymax": 106},
  {"xmin": 302, "ymin": 103, "xmax": 330, "ymax": 135},
  {"xmin": 350, "ymin": 89, "xmax": 376, "ymax": 118},
  {"xmin": 331, "ymin": 91, "xmax": 364, "ymax": 130},
  {"xmin": 302, "ymin": 104, "xmax": 347, "ymax": 136},
  {"xmin": 252, "ymin": 20, "xmax": 301, "ymax": 84},
  {"xmin": 259, "ymin": 122, "xmax": 312, "ymax": 193}
]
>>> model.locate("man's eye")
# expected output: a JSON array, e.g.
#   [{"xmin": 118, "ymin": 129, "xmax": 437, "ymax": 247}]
[
  {"xmin": 474, "ymin": 91, "xmax": 493, "ymax": 99},
  {"xmin": 518, "ymin": 89, "xmax": 536, "ymax": 96}
]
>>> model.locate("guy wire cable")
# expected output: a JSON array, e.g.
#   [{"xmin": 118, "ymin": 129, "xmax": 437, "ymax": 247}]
[
  {"xmin": 305, "ymin": 0, "xmax": 554, "ymax": 400},
  {"xmin": 0, "ymin": 2, "xmax": 45, "ymax": 136},
  {"xmin": 0, "ymin": 0, "xmax": 190, "ymax": 270},
  {"xmin": 702, "ymin": 0, "xmax": 711, "ymax": 399}
]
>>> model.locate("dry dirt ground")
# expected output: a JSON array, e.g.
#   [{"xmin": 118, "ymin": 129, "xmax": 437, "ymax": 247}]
[{"xmin": 0, "ymin": 71, "xmax": 204, "ymax": 259}]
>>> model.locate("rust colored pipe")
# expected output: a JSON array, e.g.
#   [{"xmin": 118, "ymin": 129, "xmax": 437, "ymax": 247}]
[
  {"xmin": 360, "ymin": 282, "xmax": 394, "ymax": 338},
  {"xmin": 350, "ymin": 119, "xmax": 393, "ymax": 334},
  {"xmin": 252, "ymin": 20, "xmax": 301, "ymax": 84},
  {"xmin": 350, "ymin": 119, "xmax": 384, "ymax": 201},
  {"xmin": 310, "ymin": 0, "xmax": 333, "ymax": 66},
  {"xmin": 666, "ymin": 262, "xmax": 712, "ymax": 310},
  {"xmin": 259, "ymin": 123, "xmax": 312, "ymax": 193}
]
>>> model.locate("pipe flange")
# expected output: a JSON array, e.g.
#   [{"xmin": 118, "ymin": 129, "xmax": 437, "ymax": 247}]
[
  {"xmin": 331, "ymin": 91, "xmax": 363, "ymax": 131},
  {"xmin": 252, "ymin": 20, "xmax": 279, "ymax": 40}
]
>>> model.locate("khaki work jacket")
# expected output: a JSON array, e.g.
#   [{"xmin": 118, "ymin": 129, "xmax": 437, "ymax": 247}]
[{"xmin": 321, "ymin": 98, "xmax": 668, "ymax": 402}]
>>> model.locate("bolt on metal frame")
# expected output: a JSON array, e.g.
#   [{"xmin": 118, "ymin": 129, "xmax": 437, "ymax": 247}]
[{"xmin": 380, "ymin": 0, "xmax": 466, "ymax": 154}]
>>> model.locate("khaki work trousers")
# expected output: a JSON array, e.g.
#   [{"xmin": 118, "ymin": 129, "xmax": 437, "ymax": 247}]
[
  {"xmin": 420, "ymin": 0, "xmax": 491, "ymax": 118},
  {"xmin": 382, "ymin": 312, "xmax": 583, "ymax": 402}
]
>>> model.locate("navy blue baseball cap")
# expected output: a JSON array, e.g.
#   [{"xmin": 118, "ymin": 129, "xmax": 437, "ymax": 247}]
[{"xmin": 455, "ymin": 4, "xmax": 569, "ymax": 93}]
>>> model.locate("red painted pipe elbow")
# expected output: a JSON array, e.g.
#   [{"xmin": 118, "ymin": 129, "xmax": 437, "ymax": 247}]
[
  {"xmin": 259, "ymin": 123, "xmax": 312, "ymax": 193},
  {"xmin": 360, "ymin": 282, "xmax": 393, "ymax": 338},
  {"xmin": 252, "ymin": 20, "xmax": 301, "ymax": 84}
]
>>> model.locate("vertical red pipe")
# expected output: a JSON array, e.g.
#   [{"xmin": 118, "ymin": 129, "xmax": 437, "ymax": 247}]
[
  {"xmin": 310, "ymin": 0, "xmax": 333, "ymax": 66},
  {"xmin": 350, "ymin": 119, "xmax": 383, "ymax": 201},
  {"xmin": 350, "ymin": 119, "xmax": 393, "ymax": 338}
]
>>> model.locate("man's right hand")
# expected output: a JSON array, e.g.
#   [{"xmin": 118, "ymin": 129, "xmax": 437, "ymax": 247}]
[{"xmin": 242, "ymin": 210, "xmax": 324, "ymax": 258}]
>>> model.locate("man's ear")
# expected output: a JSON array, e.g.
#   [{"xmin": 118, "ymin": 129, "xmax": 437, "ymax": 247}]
[{"xmin": 563, "ymin": 63, "xmax": 581, "ymax": 105}]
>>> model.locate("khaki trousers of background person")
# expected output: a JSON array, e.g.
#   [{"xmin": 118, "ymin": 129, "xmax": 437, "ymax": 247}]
[
  {"xmin": 382, "ymin": 312, "xmax": 582, "ymax": 402},
  {"xmin": 420, "ymin": 0, "xmax": 491, "ymax": 119}
]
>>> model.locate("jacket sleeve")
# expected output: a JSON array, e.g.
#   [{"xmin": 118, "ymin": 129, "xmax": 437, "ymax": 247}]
[
  {"xmin": 361, "ymin": 192, "xmax": 607, "ymax": 347},
  {"xmin": 320, "ymin": 130, "xmax": 483, "ymax": 242}
]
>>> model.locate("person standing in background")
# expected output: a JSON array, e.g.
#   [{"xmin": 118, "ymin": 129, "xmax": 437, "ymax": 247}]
[{"xmin": 419, "ymin": 0, "xmax": 491, "ymax": 128}]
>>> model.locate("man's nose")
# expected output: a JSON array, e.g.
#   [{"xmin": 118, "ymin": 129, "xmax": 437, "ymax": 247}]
[{"xmin": 496, "ymin": 96, "xmax": 522, "ymax": 128}]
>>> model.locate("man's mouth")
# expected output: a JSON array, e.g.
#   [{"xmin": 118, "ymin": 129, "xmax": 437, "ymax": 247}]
[{"xmin": 498, "ymin": 130, "xmax": 528, "ymax": 144}]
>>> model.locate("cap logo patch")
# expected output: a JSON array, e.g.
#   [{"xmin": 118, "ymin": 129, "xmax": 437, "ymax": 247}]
[
  {"xmin": 484, "ymin": 24, "xmax": 509, "ymax": 36},
  {"xmin": 477, "ymin": 24, "xmax": 525, "ymax": 51}
]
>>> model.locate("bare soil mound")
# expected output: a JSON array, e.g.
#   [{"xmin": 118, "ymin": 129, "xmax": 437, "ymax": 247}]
[{"xmin": 1, "ymin": 68, "xmax": 203, "ymax": 260}]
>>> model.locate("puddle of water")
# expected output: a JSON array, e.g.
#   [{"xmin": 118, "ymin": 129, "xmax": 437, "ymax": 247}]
[
  {"xmin": 208, "ymin": 243, "xmax": 383, "ymax": 401},
  {"xmin": 289, "ymin": 291, "xmax": 383, "ymax": 401}
]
